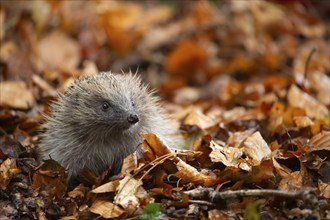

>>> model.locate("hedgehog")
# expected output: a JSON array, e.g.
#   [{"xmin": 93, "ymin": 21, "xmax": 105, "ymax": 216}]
[{"xmin": 39, "ymin": 72, "xmax": 178, "ymax": 185}]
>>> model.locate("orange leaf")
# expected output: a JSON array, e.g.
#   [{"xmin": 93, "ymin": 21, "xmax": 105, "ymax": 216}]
[
  {"xmin": 165, "ymin": 40, "xmax": 207, "ymax": 77},
  {"xmin": 0, "ymin": 158, "xmax": 21, "ymax": 190}
]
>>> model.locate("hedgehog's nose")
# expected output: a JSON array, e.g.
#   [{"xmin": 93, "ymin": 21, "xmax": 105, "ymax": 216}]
[{"xmin": 127, "ymin": 114, "xmax": 139, "ymax": 124}]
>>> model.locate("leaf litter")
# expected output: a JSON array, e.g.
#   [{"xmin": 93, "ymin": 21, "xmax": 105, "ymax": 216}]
[{"xmin": 0, "ymin": 0, "xmax": 329, "ymax": 219}]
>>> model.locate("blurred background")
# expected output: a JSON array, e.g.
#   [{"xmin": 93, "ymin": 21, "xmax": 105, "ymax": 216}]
[{"xmin": 0, "ymin": 0, "xmax": 329, "ymax": 127}]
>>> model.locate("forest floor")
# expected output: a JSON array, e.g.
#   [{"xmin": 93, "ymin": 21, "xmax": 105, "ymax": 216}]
[{"xmin": 0, "ymin": 0, "xmax": 329, "ymax": 219}]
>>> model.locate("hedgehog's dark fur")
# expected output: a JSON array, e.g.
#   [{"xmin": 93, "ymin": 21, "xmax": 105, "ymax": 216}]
[{"xmin": 39, "ymin": 72, "xmax": 178, "ymax": 182}]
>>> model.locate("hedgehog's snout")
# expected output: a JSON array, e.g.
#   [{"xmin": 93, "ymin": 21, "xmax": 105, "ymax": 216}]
[{"xmin": 127, "ymin": 114, "xmax": 139, "ymax": 124}]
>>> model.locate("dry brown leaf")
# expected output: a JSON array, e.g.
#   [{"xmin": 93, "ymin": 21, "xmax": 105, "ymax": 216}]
[
  {"xmin": 99, "ymin": 2, "xmax": 141, "ymax": 56},
  {"xmin": 0, "ymin": 41, "xmax": 36, "ymax": 80},
  {"xmin": 246, "ymin": 159, "xmax": 274, "ymax": 183},
  {"xmin": 173, "ymin": 87, "xmax": 201, "ymax": 105},
  {"xmin": 209, "ymin": 140, "xmax": 244, "ymax": 168},
  {"xmin": 142, "ymin": 133, "xmax": 172, "ymax": 157},
  {"xmin": 225, "ymin": 56, "xmax": 254, "ymax": 75},
  {"xmin": 143, "ymin": 133, "xmax": 219, "ymax": 186},
  {"xmin": 293, "ymin": 116, "xmax": 314, "ymax": 128},
  {"xmin": 152, "ymin": 168, "xmax": 174, "ymax": 198},
  {"xmin": 227, "ymin": 128, "xmax": 256, "ymax": 148},
  {"xmin": 278, "ymin": 171, "xmax": 304, "ymax": 191},
  {"xmin": 90, "ymin": 199, "xmax": 124, "ymax": 219},
  {"xmin": 272, "ymin": 157, "xmax": 290, "ymax": 178},
  {"xmin": 133, "ymin": 5, "xmax": 172, "ymax": 32},
  {"xmin": 165, "ymin": 40, "xmax": 207, "ymax": 77},
  {"xmin": 0, "ymin": 81, "xmax": 35, "ymax": 109},
  {"xmin": 68, "ymin": 184, "xmax": 87, "ymax": 200},
  {"xmin": 38, "ymin": 30, "xmax": 80, "ymax": 70},
  {"xmin": 138, "ymin": 17, "xmax": 195, "ymax": 53},
  {"xmin": 32, "ymin": 159, "xmax": 67, "ymax": 199},
  {"xmin": 120, "ymin": 153, "xmax": 138, "ymax": 175},
  {"xmin": 288, "ymin": 85, "xmax": 329, "ymax": 119},
  {"xmin": 309, "ymin": 71, "xmax": 330, "ymax": 105},
  {"xmin": 32, "ymin": 74, "xmax": 56, "ymax": 95},
  {"xmin": 257, "ymin": 50, "xmax": 280, "ymax": 71},
  {"xmin": 138, "ymin": 1, "xmax": 219, "ymax": 53},
  {"xmin": 243, "ymin": 132, "xmax": 271, "ymax": 165},
  {"xmin": 309, "ymin": 131, "xmax": 330, "ymax": 150},
  {"xmin": 91, "ymin": 180, "xmax": 119, "ymax": 194},
  {"xmin": 0, "ymin": 158, "xmax": 21, "ymax": 190},
  {"xmin": 114, "ymin": 174, "xmax": 143, "ymax": 213},
  {"xmin": 183, "ymin": 108, "xmax": 217, "ymax": 130},
  {"xmin": 175, "ymin": 159, "xmax": 218, "ymax": 187},
  {"xmin": 220, "ymin": 159, "xmax": 274, "ymax": 183},
  {"xmin": 318, "ymin": 180, "xmax": 330, "ymax": 199},
  {"xmin": 293, "ymin": 41, "xmax": 330, "ymax": 76},
  {"xmin": 209, "ymin": 209, "xmax": 230, "ymax": 219}
]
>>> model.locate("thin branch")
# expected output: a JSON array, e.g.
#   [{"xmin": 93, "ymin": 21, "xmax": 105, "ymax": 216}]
[
  {"xmin": 303, "ymin": 47, "xmax": 317, "ymax": 82},
  {"xmin": 189, "ymin": 199, "xmax": 215, "ymax": 207},
  {"xmin": 185, "ymin": 188, "xmax": 318, "ymax": 204},
  {"xmin": 185, "ymin": 188, "xmax": 320, "ymax": 219}
]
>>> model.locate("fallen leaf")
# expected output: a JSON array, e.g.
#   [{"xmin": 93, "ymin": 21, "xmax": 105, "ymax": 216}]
[
  {"xmin": 142, "ymin": 133, "xmax": 172, "ymax": 157},
  {"xmin": 309, "ymin": 131, "xmax": 330, "ymax": 150},
  {"xmin": 90, "ymin": 199, "xmax": 124, "ymax": 219},
  {"xmin": 120, "ymin": 153, "xmax": 138, "ymax": 175},
  {"xmin": 165, "ymin": 40, "xmax": 207, "ymax": 77},
  {"xmin": 227, "ymin": 128, "xmax": 256, "ymax": 148},
  {"xmin": 32, "ymin": 159, "xmax": 67, "ymax": 199},
  {"xmin": 209, "ymin": 140, "xmax": 244, "ymax": 168},
  {"xmin": 243, "ymin": 132, "xmax": 271, "ymax": 165},
  {"xmin": 91, "ymin": 180, "xmax": 119, "ymax": 194},
  {"xmin": 309, "ymin": 71, "xmax": 330, "ymax": 105},
  {"xmin": 318, "ymin": 180, "xmax": 330, "ymax": 199},
  {"xmin": 38, "ymin": 30, "xmax": 80, "ymax": 70},
  {"xmin": 293, "ymin": 116, "xmax": 314, "ymax": 128},
  {"xmin": 278, "ymin": 171, "xmax": 304, "ymax": 191},
  {"xmin": 114, "ymin": 174, "xmax": 143, "ymax": 213},
  {"xmin": 32, "ymin": 74, "xmax": 57, "ymax": 96},
  {"xmin": 152, "ymin": 168, "xmax": 174, "ymax": 198},
  {"xmin": 0, "ymin": 158, "xmax": 21, "ymax": 190},
  {"xmin": 99, "ymin": 2, "xmax": 141, "ymax": 56},
  {"xmin": 175, "ymin": 159, "xmax": 219, "ymax": 187},
  {"xmin": 272, "ymin": 157, "xmax": 290, "ymax": 178},
  {"xmin": 67, "ymin": 184, "xmax": 89, "ymax": 208},
  {"xmin": 173, "ymin": 87, "xmax": 201, "ymax": 105},
  {"xmin": 0, "ymin": 81, "xmax": 35, "ymax": 109},
  {"xmin": 183, "ymin": 108, "xmax": 218, "ymax": 130},
  {"xmin": 68, "ymin": 184, "xmax": 87, "ymax": 200},
  {"xmin": 288, "ymin": 85, "xmax": 329, "ymax": 119},
  {"xmin": 143, "ymin": 133, "xmax": 219, "ymax": 186}
]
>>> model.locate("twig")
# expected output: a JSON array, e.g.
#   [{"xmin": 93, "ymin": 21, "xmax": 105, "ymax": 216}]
[
  {"xmin": 189, "ymin": 200, "xmax": 215, "ymax": 207},
  {"xmin": 185, "ymin": 188, "xmax": 318, "ymax": 204},
  {"xmin": 185, "ymin": 188, "xmax": 320, "ymax": 219},
  {"xmin": 303, "ymin": 47, "xmax": 317, "ymax": 83}
]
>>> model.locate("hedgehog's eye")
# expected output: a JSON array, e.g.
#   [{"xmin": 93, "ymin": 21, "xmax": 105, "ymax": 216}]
[
  {"xmin": 132, "ymin": 101, "xmax": 135, "ymax": 107},
  {"xmin": 102, "ymin": 101, "xmax": 110, "ymax": 111}
]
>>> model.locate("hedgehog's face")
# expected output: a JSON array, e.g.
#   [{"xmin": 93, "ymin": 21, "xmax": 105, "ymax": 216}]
[
  {"xmin": 69, "ymin": 74, "xmax": 145, "ymax": 132},
  {"xmin": 96, "ymin": 97, "xmax": 140, "ymax": 131}
]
